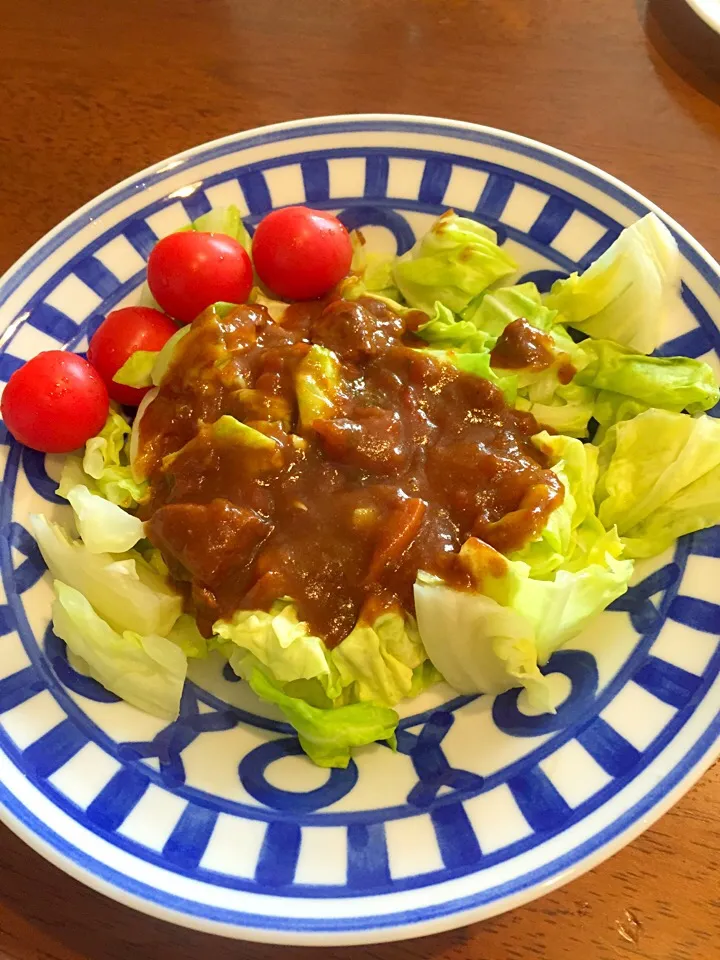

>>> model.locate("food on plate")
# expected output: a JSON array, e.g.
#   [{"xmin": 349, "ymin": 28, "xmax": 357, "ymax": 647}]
[
  {"xmin": 252, "ymin": 205, "xmax": 353, "ymax": 300},
  {"xmin": 1, "ymin": 351, "xmax": 109, "ymax": 453},
  {"xmin": 88, "ymin": 306, "xmax": 179, "ymax": 406},
  {"xmin": 6, "ymin": 203, "xmax": 720, "ymax": 768},
  {"xmin": 147, "ymin": 228, "xmax": 253, "ymax": 324}
]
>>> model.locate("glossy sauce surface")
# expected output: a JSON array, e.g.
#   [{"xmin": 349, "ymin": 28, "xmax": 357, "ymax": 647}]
[
  {"xmin": 139, "ymin": 298, "xmax": 563, "ymax": 644},
  {"xmin": 490, "ymin": 318, "xmax": 556, "ymax": 370}
]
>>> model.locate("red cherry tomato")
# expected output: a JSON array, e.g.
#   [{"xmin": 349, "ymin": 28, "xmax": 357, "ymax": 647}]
[
  {"xmin": 1, "ymin": 351, "xmax": 109, "ymax": 453},
  {"xmin": 88, "ymin": 306, "xmax": 179, "ymax": 406},
  {"xmin": 252, "ymin": 207, "xmax": 353, "ymax": 300},
  {"xmin": 147, "ymin": 232, "xmax": 253, "ymax": 324}
]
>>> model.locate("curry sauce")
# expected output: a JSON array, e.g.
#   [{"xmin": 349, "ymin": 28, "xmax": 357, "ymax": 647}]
[{"xmin": 138, "ymin": 297, "xmax": 563, "ymax": 646}]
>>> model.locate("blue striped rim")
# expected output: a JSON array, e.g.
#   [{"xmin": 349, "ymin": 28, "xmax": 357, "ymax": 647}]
[
  {"xmin": 2, "ymin": 197, "xmax": 718, "ymax": 384},
  {"xmin": 577, "ymin": 718, "xmax": 642, "ymax": 778},
  {"xmin": 86, "ymin": 768, "xmax": 150, "ymax": 832},
  {"xmin": 301, "ymin": 158, "xmax": 330, "ymax": 203},
  {"xmin": 255, "ymin": 821, "xmax": 301, "ymax": 887},
  {"xmin": 430, "ymin": 804, "xmax": 482, "ymax": 869},
  {"xmin": 0, "ymin": 604, "xmax": 15, "ymax": 637},
  {"xmin": 1, "ymin": 147, "xmax": 625, "ymax": 365},
  {"xmin": 364, "ymin": 155, "xmax": 389, "ymax": 198},
  {"xmin": 2, "ymin": 116, "xmax": 719, "ymax": 317},
  {"xmin": 72, "ymin": 256, "xmax": 120, "ymax": 298},
  {"xmin": 528, "ymin": 195, "xmax": 574, "ymax": 245},
  {"xmin": 507, "ymin": 768, "xmax": 571, "ymax": 833},
  {"xmin": 0, "ymin": 244, "xmax": 712, "ymax": 912},
  {"xmin": 634, "ymin": 657, "xmax": 703, "ymax": 709},
  {"xmin": 22, "ymin": 720, "xmax": 87, "ymax": 779},
  {"xmin": 347, "ymin": 823, "xmax": 390, "ymax": 888},
  {"xmin": 418, "ymin": 158, "xmax": 453, "ymax": 206},
  {"xmin": 477, "ymin": 173, "xmax": 515, "ymax": 219},
  {"xmin": 181, "ymin": 191, "xmax": 212, "ymax": 223},
  {"xmin": 163, "ymin": 806, "xmax": 219, "ymax": 870},
  {"xmin": 0, "ymin": 667, "xmax": 44, "ymax": 713},
  {"xmin": 0, "ymin": 692, "xmax": 716, "ymax": 933},
  {"xmin": 3, "ymin": 142, "xmax": 719, "ymax": 370},
  {"xmin": 122, "ymin": 220, "xmax": 158, "ymax": 260},
  {"xmin": 238, "ymin": 171, "xmax": 272, "ymax": 215}
]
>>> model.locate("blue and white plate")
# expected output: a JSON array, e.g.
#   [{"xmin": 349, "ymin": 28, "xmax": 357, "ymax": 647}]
[{"xmin": 0, "ymin": 115, "xmax": 718, "ymax": 945}]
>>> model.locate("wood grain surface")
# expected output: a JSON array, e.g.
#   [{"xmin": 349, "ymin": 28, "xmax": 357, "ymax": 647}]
[{"xmin": 0, "ymin": 0, "xmax": 719, "ymax": 957}]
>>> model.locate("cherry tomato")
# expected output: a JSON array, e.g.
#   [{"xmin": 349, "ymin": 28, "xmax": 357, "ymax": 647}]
[
  {"xmin": 1, "ymin": 351, "xmax": 109, "ymax": 453},
  {"xmin": 147, "ymin": 231, "xmax": 253, "ymax": 324},
  {"xmin": 252, "ymin": 206, "xmax": 353, "ymax": 300},
  {"xmin": 88, "ymin": 306, "xmax": 179, "ymax": 406}
]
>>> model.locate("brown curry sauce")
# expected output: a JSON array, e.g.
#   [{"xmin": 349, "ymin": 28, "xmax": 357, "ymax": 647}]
[{"xmin": 138, "ymin": 297, "xmax": 564, "ymax": 646}]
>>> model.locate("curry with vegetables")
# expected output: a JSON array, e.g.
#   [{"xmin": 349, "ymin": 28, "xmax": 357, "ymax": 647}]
[{"xmin": 138, "ymin": 297, "xmax": 563, "ymax": 646}]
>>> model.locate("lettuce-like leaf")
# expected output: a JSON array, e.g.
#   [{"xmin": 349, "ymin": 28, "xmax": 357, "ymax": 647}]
[
  {"xmin": 535, "ymin": 432, "xmax": 598, "ymax": 526},
  {"xmin": 214, "ymin": 600, "xmax": 341, "ymax": 699},
  {"xmin": 415, "ymin": 504, "xmax": 631, "ymax": 713},
  {"xmin": 57, "ymin": 455, "xmax": 97, "ymax": 500},
  {"xmin": 113, "ymin": 350, "xmax": 158, "ymax": 389},
  {"xmin": 248, "ymin": 287, "xmax": 290, "ymax": 322},
  {"xmin": 30, "ymin": 514, "xmax": 181, "ymax": 637},
  {"xmin": 414, "ymin": 576, "xmax": 553, "ymax": 711},
  {"xmin": 83, "ymin": 407, "xmax": 130, "ymax": 479},
  {"xmin": 620, "ymin": 466, "xmax": 720, "ymax": 558},
  {"xmin": 140, "ymin": 545, "xmax": 170, "ymax": 577},
  {"xmin": 160, "ymin": 415, "xmax": 281, "ymax": 477},
  {"xmin": 458, "ymin": 536, "xmax": 632, "ymax": 665},
  {"xmin": 339, "ymin": 275, "xmax": 417, "ymax": 319},
  {"xmin": 331, "ymin": 611, "xmax": 429, "ymax": 705},
  {"xmin": 52, "ymin": 581, "xmax": 186, "ymax": 720},
  {"xmin": 167, "ymin": 614, "xmax": 209, "ymax": 659},
  {"xmin": 81, "ymin": 408, "xmax": 147, "ymax": 508},
  {"xmin": 151, "ymin": 325, "xmax": 191, "ymax": 386},
  {"xmin": 595, "ymin": 408, "xmax": 720, "ymax": 557},
  {"xmin": 211, "ymin": 415, "xmax": 280, "ymax": 450},
  {"xmin": 462, "ymin": 282, "xmax": 558, "ymax": 337},
  {"xmin": 452, "ymin": 351, "xmax": 519, "ymax": 402},
  {"xmin": 515, "ymin": 349, "xmax": 596, "ymax": 437},
  {"xmin": 184, "ymin": 204, "xmax": 251, "ymax": 252},
  {"xmin": 66, "ymin": 484, "xmax": 144, "ymax": 554},
  {"xmin": 413, "ymin": 303, "xmax": 518, "ymax": 401},
  {"xmin": 408, "ymin": 659, "xmax": 444, "ymax": 697},
  {"xmin": 511, "ymin": 325, "xmax": 595, "ymax": 438},
  {"xmin": 349, "ymin": 230, "xmax": 402, "ymax": 301},
  {"xmin": 415, "ymin": 302, "xmax": 496, "ymax": 354},
  {"xmin": 393, "ymin": 212, "xmax": 517, "ymax": 314},
  {"xmin": 128, "ymin": 388, "xmax": 159, "ymax": 483},
  {"xmin": 592, "ymin": 390, "xmax": 650, "ymax": 444},
  {"xmin": 215, "ymin": 601, "xmax": 438, "ymax": 709},
  {"xmin": 414, "ymin": 300, "xmax": 593, "ymax": 436},
  {"xmin": 418, "ymin": 346, "xmax": 518, "ymax": 402},
  {"xmin": 512, "ymin": 323, "xmax": 585, "ymax": 386},
  {"xmin": 545, "ymin": 213, "xmax": 680, "ymax": 353},
  {"xmin": 516, "ymin": 382, "xmax": 596, "ymax": 438},
  {"xmin": 510, "ymin": 432, "xmax": 598, "ymax": 577},
  {"xmin": 575, "ymin": 340, "xmax": 719, "ymax": 414},
  {"xmin": 295, "ymin": 344, "xmax": 344, "ymax": 429},
  {"xmin": 247, "ymin": 668, "xmax": 398, "ymax": 768},
  {"xmin": 565, "ymin": 517, "xmax": 629, "ymax": 572}
]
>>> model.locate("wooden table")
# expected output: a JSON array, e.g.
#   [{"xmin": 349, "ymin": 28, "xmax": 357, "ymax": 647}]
[{"xmin": 1, "ymin": 0, "xmax": 719, "ymax": 957}]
